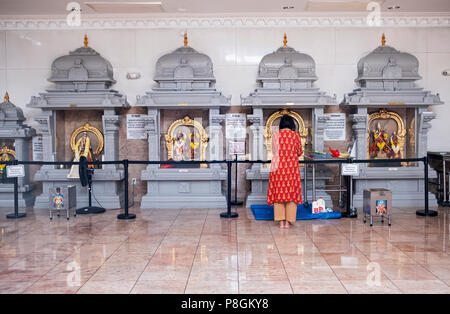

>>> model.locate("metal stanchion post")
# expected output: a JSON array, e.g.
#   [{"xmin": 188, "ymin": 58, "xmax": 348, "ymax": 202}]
[
  {"xmin": 437, "ymin": 170, "xmax": 442, "ymax": 205},
  {"xmin": 220, "ymin": 160, "xmax": 238, "ymax": 218},
  {"xmin": 338, "ymin": 162, "xmax": 345, "ymax": 208},
  {"xmin": 342, "ymin": 158, "xmax": 357, "ymax": 218},
  {"xmin": 230, "ymin": 154, "xmax": 243, "ymax": 206},
  {"xmin": 443, "ymin": 154, "xmax": 449, "ymax": 206},
  {"xmin": 303, "ymin": 162, "xmax": 308, "ymax": 206},
  {"xmin": 118, "ymin": 159, "xmax": 136, "ymax": 220},
  {"xmin": 312, "ymin": 162, "xmax": 316, "ymax": 201},
  {"xmin": 417, "ymin": 156, "xmax": 438, "ymax": 217},
  {"xmin": 7, "ymin": 160, "xmax": 26, "ymax": 219}
]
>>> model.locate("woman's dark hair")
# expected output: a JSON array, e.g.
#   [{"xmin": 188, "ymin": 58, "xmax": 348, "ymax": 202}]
[{"xmin": 279, "ymin": 115, "xmax": 296, "ymax": 132}]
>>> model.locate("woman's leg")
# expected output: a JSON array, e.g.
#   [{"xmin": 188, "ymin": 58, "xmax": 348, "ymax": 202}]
[
  {"xmin": 285, "ymin": 202, "xmax": 297, "ymax": 227},
  {"xmin": 274, "ymin": 202, "xmax": 286, "ymax": 228}
]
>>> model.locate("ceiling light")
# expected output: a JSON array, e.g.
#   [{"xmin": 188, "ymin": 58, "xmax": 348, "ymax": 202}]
[
  {"xmin": 387, "ymin": 5, "xmax": 400, "ymax": 10},
  {"xmin": 282, "ymin": 6, "xmax": 295, "ymax": 10}
]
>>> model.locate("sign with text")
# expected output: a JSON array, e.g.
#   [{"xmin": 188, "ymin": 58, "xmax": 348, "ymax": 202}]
[
  {"xmin": 341, "ymin": 163, "xmax": 359, "ymax": 176},
  {"xmin": 7, "ymin": 165, "xmax": 25, "ymax": 178},
  {"xmin": 127, "ymin": 114, "xmax": 147, "ymax": 140},
  {"xmin": 324, "ymin": 113, "xmax": 346, "ymax": 141},
  {"xmin": 32, "ymin": 136, "xmax": 43, "ymax": 161},
  {"xmin": 228, "ymin": 141, "xmax": 246, "ymax": 155},
  {"xmin": 226, "ymin": 113, "xmax": 246, "ymax": 139}
]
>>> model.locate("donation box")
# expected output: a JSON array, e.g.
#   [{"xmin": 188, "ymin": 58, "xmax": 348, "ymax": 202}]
[
  {"xmin": 363, "ymin": 188, "xmax": 392, "ymax": 216},
  {"xmin": 49, "ymin": 185, "xmax": 76, "ymax": 219}
]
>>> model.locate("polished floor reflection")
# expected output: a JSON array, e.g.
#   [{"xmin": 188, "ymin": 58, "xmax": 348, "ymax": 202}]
[{"xmin": 0, "ymin": 206, "xmax": 449, "ymax": 294}]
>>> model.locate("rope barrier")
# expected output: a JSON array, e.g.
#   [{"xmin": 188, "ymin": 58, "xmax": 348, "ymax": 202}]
[{"xmin": 0, "ymin": 156, "xmax": 434, "ymax": 219}]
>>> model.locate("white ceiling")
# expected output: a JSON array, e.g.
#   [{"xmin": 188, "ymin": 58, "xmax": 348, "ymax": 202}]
[{"xmin": 0, "ymin": 0, "xmax": 449, "ymax": 15}]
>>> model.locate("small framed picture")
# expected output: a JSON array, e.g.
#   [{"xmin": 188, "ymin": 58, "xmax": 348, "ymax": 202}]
[{"xmin": 375, "ymin": 200, "xmax": 387, "ymax": 215}]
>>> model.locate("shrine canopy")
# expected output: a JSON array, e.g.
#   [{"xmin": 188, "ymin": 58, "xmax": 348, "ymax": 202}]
[
  {"xmin": 0, "ymin": 92, "xmax": 35, "ymax": 138},
  {"xmin": 137, "ymin": 33, "xmax": 230, "ymax": 109},
  {"xmin": 28, "ymin": 35, "xmax": 128, "ymax": 110},
  {"xmin": 154, "ymin": 33, "xmax": 215, "ymax": 90},
  {"xmin": 258, "ymin": 34, "xmax": 317, "ymax": 87},
  {"xmin": 49, "ymin": 34, "xmax": 115, "ymax": 91},
  {"xmin": 241, "ymin": 33, "xmax": 336, "ymax": 109},
  {"xmin": 344, "ymin": 33, "xmax": 443, "ymax": 108}
]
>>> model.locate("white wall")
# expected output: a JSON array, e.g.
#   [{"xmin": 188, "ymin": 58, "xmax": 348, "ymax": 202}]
[{"xmin": 0, "ymin": 23, "xmax": 449, "ymax": 151}]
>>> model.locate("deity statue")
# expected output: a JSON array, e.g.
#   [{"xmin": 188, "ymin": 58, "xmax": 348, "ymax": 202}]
[
  {"xmin": 68, "ymin": 132, "xmax": 94, "ymax": 178},
  {"xmin": 369, "ymin": 122, "xmax": 394, "ymax": 159},
  {"xmin": 189, "ymin": 132, "xmax": 200, "ymax": 160},
  {"xmin": 173, "ymin": 131, "xmax": 187, "ymax": 161},
  {"xmin": 0, "ymin": 149, "xmax": 10, "ymax": 180},
  {"xmin": 389, "ymin": 131, "xmax": 401, "ymax": 158}
]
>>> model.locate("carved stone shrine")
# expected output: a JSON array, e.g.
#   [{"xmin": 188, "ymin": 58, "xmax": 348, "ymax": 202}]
[{"xmin": 342, "ymin": 34, "xmax": 442, "ymax": 207}]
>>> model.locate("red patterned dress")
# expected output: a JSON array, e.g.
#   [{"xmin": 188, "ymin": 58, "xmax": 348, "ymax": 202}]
[{"xmin": 267, "ymin": 129, "xmax": 303, "ymax": 205}]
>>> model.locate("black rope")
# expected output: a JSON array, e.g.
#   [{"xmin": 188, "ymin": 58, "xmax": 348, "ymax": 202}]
[{"xmin": 0, "ymin": 157, "xmax": 426, "ymax": 166}]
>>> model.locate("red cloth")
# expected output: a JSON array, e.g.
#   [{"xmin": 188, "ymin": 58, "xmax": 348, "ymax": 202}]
[{"xmin": 267, "ymin": 129, "xmax": 303, "ymax": 205}]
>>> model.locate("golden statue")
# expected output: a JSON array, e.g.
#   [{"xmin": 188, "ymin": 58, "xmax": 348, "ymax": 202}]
[
  {"xmin": 0, "ymin": 146, "xmax": 15, "ymax": 180},
  {"xmin": 68, "ymin": 132, "xmax": 93, "ymax": 178},
  {"xmin": 390, "ymin": 131, "xmax": 401, "ymax": 158},
  {"xmin": 367, "ymin": 110, "xmax": 406, "ymax": 161},
  {"xmin": 67, "ymin": 123, "xmax": 103, "ymax": 178},
  {"xmin": 166, "ymin": 116, "xmax": 208, "ymax": 162},
  {"xmin": 173, "ymin": 130, "xmax": 187, "ymax": 161},
  {"xmin": 369, "ymin": 122, "xmax": 390, "ymax": 158}
]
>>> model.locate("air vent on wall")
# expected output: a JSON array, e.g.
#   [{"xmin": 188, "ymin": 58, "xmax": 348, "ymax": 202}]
[
  {"xmin": 85, "ymin": 1, "xmax": 164, "ymax": 14},
  {"xmin": 305, "ymin": 0, "xmax": 375, "ymax": 12}
]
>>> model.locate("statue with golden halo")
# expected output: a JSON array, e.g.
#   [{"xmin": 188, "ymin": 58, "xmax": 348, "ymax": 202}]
[
  {"xmin": 165, "ymin": 116, "xmax": 208, "ymax": 163},
  {"xmin": 369, "ymin": 122, "xmax": 391, "ymax": 159},
  {"xmin": 173, "ymin": 130, "xmax": 187, "ymax": 161},
  {"xmin": 67, "ymin": 123, "xmax": 103, "ymax": 178},
  {"xmin": 367, "ymin": 110, "xmax": 406, "ymax": 160},
  {"xmin": 0, "ymin": 146, "xmax": 15, "ymax": 181}
]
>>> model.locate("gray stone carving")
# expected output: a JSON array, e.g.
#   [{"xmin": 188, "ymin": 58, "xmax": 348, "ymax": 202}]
[
  {"xmin": 28, "ymin": 37, "xmax": 129, "ymax": 209},
  {"xmin": 138, "ymin": 35, "xmax": 230, "ymax": 209},
  {"xmin": 342, "ymin": 34, "xmax": 443, "ymax": 208},
  {"xmin": 0, "ymin": 93, "xmax": 36, "ymax": 207},
  {"xmin": 242, "ymin": 35, "xmax": 337, "ymax": 207}
]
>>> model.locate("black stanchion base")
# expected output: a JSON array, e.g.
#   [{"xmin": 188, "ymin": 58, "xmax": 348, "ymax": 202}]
[
  {"xmin": 6, "ymin": 213, "xmax": 26, "ymax": 219},
  {"xmin": 230, "ymin": 200, "xmax": 243, "ymax": 206},
  {"xmin": 220, "ymin": 212, "xmax": 239, "ymax": 218},
  {"xmin": 76, "ymin": 206, "xmax": 105, "ymax": 215},
  {"xmin": 341, "ymin": 208, "xmax": 358, "ymax": 218},
  {"xmin": 416, "ymin": 210, "xmax": 438, "ymax": 217},
  {"xmin": 117, "ymin": 213, "xmax": 136, "ymax": 220},
  {"xmin": 341, "ymin": 212, "xmax": 358, "ymax": 218}
]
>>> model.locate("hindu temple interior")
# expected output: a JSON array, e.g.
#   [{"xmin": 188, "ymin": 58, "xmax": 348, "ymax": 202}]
[{"xmin": 0, "ymin": 0, "xmax": 450, "ymax": 295}]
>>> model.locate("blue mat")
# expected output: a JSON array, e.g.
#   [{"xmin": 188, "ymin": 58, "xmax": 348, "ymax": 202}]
[{"xmin": 251, "ymin": 203, "xmax": 341, "ymax": 221}]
